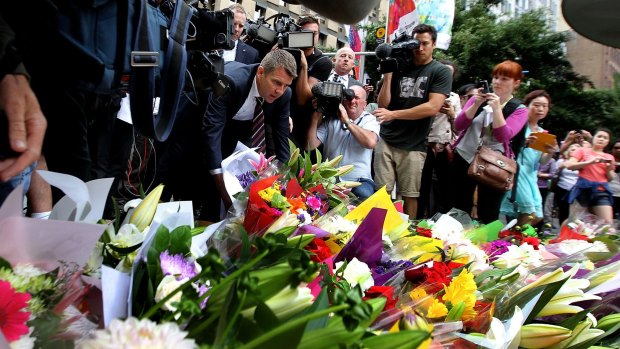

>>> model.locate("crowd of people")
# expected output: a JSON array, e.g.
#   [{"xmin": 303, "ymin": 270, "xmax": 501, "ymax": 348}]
[{"xmin": 0, "ymin": 3, "xmax": 617, "ymax": 230}]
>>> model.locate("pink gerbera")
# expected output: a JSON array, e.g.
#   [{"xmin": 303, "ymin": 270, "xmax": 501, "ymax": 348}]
[{"xmin": 0, "ymin": 280, "xmax": 31, "ymax": 342}]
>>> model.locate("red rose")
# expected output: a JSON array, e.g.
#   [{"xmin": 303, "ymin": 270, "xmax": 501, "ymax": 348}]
[
  {"xmin": 305, "ymin": 238, "xmax": 332, "ymax": 262},
  {"xmin": 364, "ymin": 285, "xmax": 397, "ymax": 311}
]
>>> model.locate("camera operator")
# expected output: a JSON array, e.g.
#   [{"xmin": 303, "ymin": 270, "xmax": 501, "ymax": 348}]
[
  {"xmin": 372, "ymin": 24, "xmax": 452, "ymax": 219},
  {"xmin": 307, "ymin": 85, "xmax": 379, "ymax": 199},
  {"xmin": 290, "ymin": 15, "xmax": 333, "ymax": 148},
  {"xmin": 222, "ymin": 4, "xmax": 260, "ymax": 64}
]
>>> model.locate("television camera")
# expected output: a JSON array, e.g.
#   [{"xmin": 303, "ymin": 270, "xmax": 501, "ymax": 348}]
[
  {"xmin": 375, "ymin": 33, "xmax": 420, "ymax": 73},
  {"xmin": 244, "ymin": 14, "xmax": 315, "ymax": 58},
  {"xmin": 311, "ymin": 81, "xmax": 355, "ymax": 120}
]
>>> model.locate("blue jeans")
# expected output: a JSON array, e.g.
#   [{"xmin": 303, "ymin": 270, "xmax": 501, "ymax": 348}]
[
  {"xmin": 0, "ymin": 163, "xmax": 34, "ymax": 206},
  {"xmin": 351, "ymin": 178, "xmax": 376, "ymax": 200}
]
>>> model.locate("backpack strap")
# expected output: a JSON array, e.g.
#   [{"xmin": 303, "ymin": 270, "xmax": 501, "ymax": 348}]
[{"xmin": 130, "ymin": 0, "xmax": 192, "ymax": 141}]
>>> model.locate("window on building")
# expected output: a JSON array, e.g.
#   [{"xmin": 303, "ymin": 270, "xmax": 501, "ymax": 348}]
[
  {"xmin": 254, "ymin": 5, "xmax": 266, "ymax": 19},
  {"xmin": 319, "ymin": 33, "xmax": 327, "ymax": 47}
]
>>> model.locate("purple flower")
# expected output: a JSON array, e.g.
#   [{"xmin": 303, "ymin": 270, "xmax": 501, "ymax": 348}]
[
  {"xmin": 481, "ymin": 240, "xmax": 512, "ymax": 262},
  {"xmin": 236, "ymin": 171, "xmax": 255, "ymax": 189},
  {"xmin": 371, "ymin": 256, "xmax": 414, "ymax": 285},
  {"xmin": 159, "ymin": 251, "xmax": 198, "ymax": 280},
  {"xmin": 198, "ymin": 284, "xmax": 210, "ymax": 309}
]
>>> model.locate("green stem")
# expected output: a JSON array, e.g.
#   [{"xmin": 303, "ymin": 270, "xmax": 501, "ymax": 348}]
[
  {"xmin": 238, "ymin": 304, "xmax": 349, "ymax": 349},
  {"xmin": 141, "ymin": 249, "xmax": 269, "ymax": 319}
]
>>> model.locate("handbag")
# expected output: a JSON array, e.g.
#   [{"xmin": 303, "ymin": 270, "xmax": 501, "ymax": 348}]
[{"xmin": 468, "ymin": 146, "xmax": 517, "ymax": 191}]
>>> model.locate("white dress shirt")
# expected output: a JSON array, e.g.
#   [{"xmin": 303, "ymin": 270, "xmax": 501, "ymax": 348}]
[{"xmin": 232, "ymin": 77, "xmax": 260, "ymax": 121}]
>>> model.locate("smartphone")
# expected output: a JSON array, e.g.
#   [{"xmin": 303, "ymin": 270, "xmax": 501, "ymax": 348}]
[
  {"xmin": 478, "ymin": 80, "xmax": 490, "ymax": 94},
  {"xmin": 600, "ymin": 159, "xmax": 613, "ymax": 163},
  {"xmin": 365, "ymin": 78, "xmax": 371, "ymax": 85}
]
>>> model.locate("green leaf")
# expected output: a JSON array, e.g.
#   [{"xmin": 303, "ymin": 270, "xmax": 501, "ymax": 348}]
[
  {"xmin": 361, "ymin": 330, "xmax": 431, "ymax": 349},
  {"xmin": 0, "ymin": 257, "xmax": 11, "ymax": 271},
  {"xmin": 152, "ymin": 225, "xmax": 171, "ymax": 253},
  {"xmin": 315, "ymin": 148, "xmax": 322, "ymax": 165},
  {"xmin": 169, "ymin": 225, "xmax": 192, "ymax": 255},
  {"xmin": 302, "ymin": 290, "xmax": 330, "ymax": 332},
  {"xmin": 446, "ymin": 301, "xmax": 466, "ymax": 322},
  {"xmin": 496, "ymin": 277, "xmax": 568, "ymax": 323},
  {"xmin": 558, "ymin": 308, "xmax": 592, "ymax": 330},
  {"xmin": 254, "ymin": 301, "xmax": 281, "ymax": 333},
  {"xmin": 241, "ymin": 229, "xmax": 251, "ymax": 262},
  {"xmin": 214, "ymin": 283, "xmax": 246, "ymax": 348}
]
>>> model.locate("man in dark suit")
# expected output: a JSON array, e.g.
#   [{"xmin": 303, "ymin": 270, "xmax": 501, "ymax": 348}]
[
  {"xmin": 222, "ymin": 4, "xmax": 260, "ymax": 65},
  {"xmin": 327, "ymin": 47, "xmax": 363, "ymax": 88},
  {"xmin": 203, "ymin": 49, "xmax": 297, "ymax": 213}
]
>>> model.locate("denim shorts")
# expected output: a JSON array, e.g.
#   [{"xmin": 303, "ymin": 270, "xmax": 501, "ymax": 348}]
[{"xmin": 576, "ymin": 188, "xmax": 613, "ymax": 207}]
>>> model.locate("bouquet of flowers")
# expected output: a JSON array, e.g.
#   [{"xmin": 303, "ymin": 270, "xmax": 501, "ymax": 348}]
[{"xmin": 0, "ymin": 259, "xmax": 94, "ymax": 348}]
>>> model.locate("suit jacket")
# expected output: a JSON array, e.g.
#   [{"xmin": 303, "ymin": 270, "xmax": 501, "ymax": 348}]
[
  {"xmin": 203, "ymin": 61, "xmax": 291, "ymax": 170},
  {"xmin": 235, "ymin": 41, "xmax": 260, "ymax": 65}
]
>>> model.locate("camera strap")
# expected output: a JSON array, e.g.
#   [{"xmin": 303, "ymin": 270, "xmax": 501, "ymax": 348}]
[{"xmin": 129, "ymin": 0, "xmax": 192, "ymax": 141}]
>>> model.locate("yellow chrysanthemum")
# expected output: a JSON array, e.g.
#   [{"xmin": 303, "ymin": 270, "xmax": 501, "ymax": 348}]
[
  {"xmin": 443, "ymin": 269, "xmax": 478, "ymax": 320},
  {"xmin": 427, "ymin": 299, "xmax": 448, "ymax": 318},
  {"xmin": 258, "ymin": 187, "xmax": 279, "ymax": 202}
]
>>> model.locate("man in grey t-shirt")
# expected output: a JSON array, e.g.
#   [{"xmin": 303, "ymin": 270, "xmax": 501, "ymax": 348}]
[
  {"xmin": 372, "ymin": 24, "xmax": 452, "ymax": 219},
  {"xmin": 307, "ymin": 85, "xmax": 380, "ymax": 199}
]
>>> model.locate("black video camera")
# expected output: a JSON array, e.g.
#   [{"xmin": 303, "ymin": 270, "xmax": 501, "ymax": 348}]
[
  {"xmin": 245, "ymin": 14, "xmax": 315, "ymax": 57},
  {"xmin": 375, "ymin": 33, "xmax": 420, "ymax": 73},
  {"xmin": 159, "ymin": 2, "xmax": 235, "ymax": 95},
  {"xmin": 312, "ymin": 81, "xmax": 355, "ymax": 120}
]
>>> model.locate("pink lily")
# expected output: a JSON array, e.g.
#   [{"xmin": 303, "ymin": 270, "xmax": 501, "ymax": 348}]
[{"xmin": 248, "ymin": 153, "xmax": 276, "ymax": 175}]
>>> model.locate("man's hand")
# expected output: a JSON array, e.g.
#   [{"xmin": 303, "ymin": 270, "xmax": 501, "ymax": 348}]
[
  {"xmin": 289, "ymin": 117, "xmax": 293, "ymax": 133},
  {"xmin": 0, "ymin": 74, "xmax": 46, "ymax": 181},
  {"xmin": 299, "ymin": 49, "xmax": 308, "ymax": 70},
  {"xmin": 337, "ymin": 104, "xmax": 349, "ymax": 124},
  {"xmin": 373, "ymin": 108, "xmax": 397, "ymax": 124},
  {"xmin": 213, "ymin": 173, "xmax": 233, "ymax": 213}
]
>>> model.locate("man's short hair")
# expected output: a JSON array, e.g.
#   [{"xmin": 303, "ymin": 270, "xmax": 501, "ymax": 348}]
[
  {"xmin": 261, "ymin": 50, "xmax": 298, "ymax": 79},
  {"xmin": 229, "ymin": 3, "xmax": 246, "ymax": 16},
  {"xmin": 298, "ymin": 15, "xmax": 320, "ymax": 29},
  {"xmin": 412, "ymin": 24, "xmax": 437, "ymax": 43}
]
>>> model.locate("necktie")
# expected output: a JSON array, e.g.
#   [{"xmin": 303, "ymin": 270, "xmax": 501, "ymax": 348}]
[
  {"xmin": 251, "ymin": 97, "xmax": 266, "ymax": 154},
  {"xmin": 331, "ymin": 73, "xmax": 340, "ymax": 83}
]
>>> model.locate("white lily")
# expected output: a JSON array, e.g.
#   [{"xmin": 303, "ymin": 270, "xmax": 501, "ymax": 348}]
[
  {"xmin": 520, "ymin": 323, "xmax": 572, "ymax": 349},
  {"xmin": 548, "ymin": 318, "xmax": 604, "ymax": 349},
  {"xmin": 538, "ymin": 278, "xmax": 601, "ymax": 317}
]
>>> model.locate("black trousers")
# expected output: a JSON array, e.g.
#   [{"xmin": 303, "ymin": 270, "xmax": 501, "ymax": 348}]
[
  {"xmin": 448, "ymin": 151, "xmax": 505, "ymax": 224},
  {"xmin": 37, "ymin": 85, "xmax": 132, "ymax": 204}
]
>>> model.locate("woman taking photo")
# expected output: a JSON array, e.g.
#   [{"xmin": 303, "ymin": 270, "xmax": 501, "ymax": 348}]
[
  {"xmin": 499, "ymin": 90, "xmax": 557, "ymax": 226},
  {"xmin": 564, "ymin": 128, "xmax": 616, "ymax": 224},
  {"xmin": 449, "ymin": 60, "xmax": 528, "ymax": 223}
]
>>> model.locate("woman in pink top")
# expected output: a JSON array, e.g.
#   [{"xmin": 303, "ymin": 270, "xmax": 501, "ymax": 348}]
[{"xmin": 564, "ymin": 128, "xmax": 616, "ymax": 223}]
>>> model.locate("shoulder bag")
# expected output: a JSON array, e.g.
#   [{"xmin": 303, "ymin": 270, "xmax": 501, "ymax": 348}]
[{"xmin": 467, "ymin": 99, "xmax": 522, "ymax": 192}]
